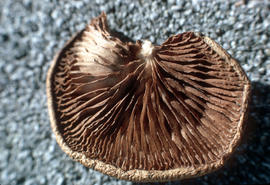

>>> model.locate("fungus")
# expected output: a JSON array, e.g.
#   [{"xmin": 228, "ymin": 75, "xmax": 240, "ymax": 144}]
[{"xmin": 46, "ymin": 13, "xmax": 251, "ymax": 182}]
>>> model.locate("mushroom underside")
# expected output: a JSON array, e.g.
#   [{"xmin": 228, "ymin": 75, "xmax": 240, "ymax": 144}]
[{"xmin": 47, "ymin": 13, "xmax": 250, "ymax": 181}]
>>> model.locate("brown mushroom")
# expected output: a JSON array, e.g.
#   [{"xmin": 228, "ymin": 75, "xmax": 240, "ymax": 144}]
[{"xmin": 46, "ymin": 13, "xmax": 251, "ymax": 182}]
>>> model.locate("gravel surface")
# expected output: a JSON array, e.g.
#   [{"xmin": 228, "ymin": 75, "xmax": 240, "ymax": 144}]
[{"xmin": 0, "ymin": 0, "xmax": 270, "ymax": 184}]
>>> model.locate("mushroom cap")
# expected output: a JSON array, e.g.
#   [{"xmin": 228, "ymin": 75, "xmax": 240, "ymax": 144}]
[{"xmin": 46, "ymin": 13, "xmax": 251, "ymax": 182}]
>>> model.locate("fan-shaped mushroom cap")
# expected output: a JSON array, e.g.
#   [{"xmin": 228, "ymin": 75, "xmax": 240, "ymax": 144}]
[{"xmin": 46, "ymin": 13, "xmax": 251, "ymax": 182}]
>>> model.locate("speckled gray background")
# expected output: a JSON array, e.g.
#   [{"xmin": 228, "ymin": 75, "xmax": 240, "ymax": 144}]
[{"xmin": 0, "ymin": 0, "xmax": 270, "ymax": 185}]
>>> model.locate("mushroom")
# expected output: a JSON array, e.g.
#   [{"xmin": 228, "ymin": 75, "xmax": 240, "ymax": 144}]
[{"xmin": 46, "ymin": 13, "xmax": 251, "ymax": 182}]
